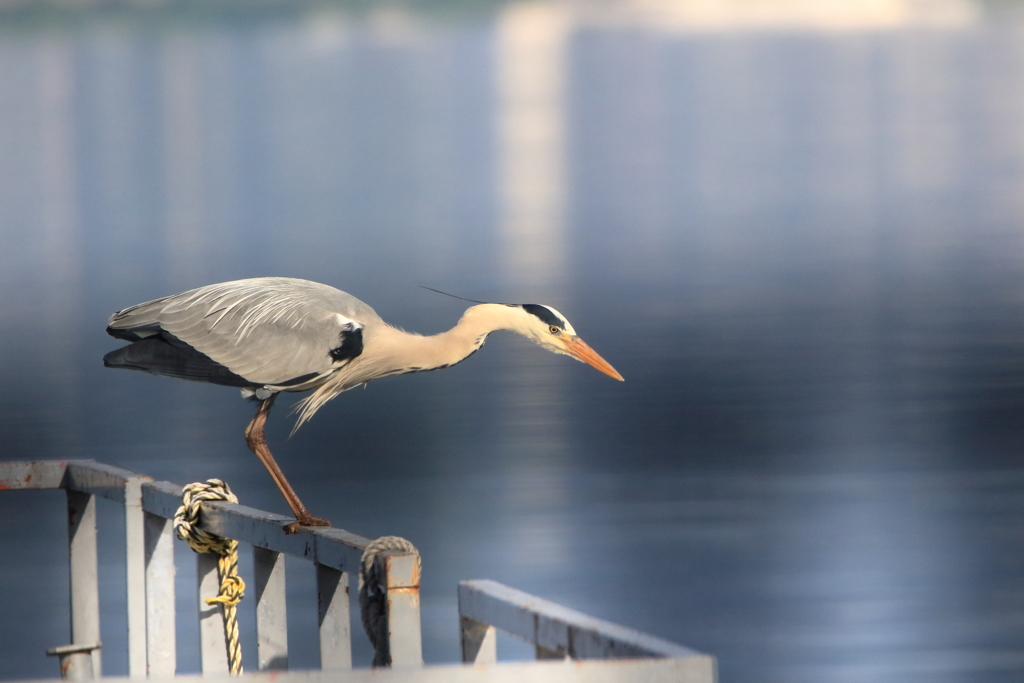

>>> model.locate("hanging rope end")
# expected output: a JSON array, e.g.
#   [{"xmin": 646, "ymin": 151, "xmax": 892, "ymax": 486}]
[{"xmin": 174, "ymin": 479, "xmax": 246, "ymax": 676}]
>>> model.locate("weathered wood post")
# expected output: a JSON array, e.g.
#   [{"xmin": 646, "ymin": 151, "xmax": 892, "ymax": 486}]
[
  {"xmin": 316, "ymin": 563, "xmax": 352, "ymax": 670},
  {"xmin": 67, "ymin": 490, "xmax": 101, "ymax": 677},
  {"xmin": 196, "ymin": 553, "xmax": 229, "ymax": 673},
  {"xmin": 382, "ymin": 550, "xmax": 423, "ymax": 667},
  {"xmin": 124, "ymin": 476, "xmax": 148, "ymax": 677},
  {"xmin": 143, "ymin": 511, "xmax": 176, "ymax": 675},
  {"xmin": 459, "ymin": 616, "xmax": 497, "ymax": 664},
  {"xmin": 255, "ymin": 547, "xmax": 288, "ymax": 671}
]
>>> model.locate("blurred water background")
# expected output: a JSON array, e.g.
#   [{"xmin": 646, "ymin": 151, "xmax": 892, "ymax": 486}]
[{"xmin": 2, "ymin": 0, "xmax": 1024, "ymax": 681}]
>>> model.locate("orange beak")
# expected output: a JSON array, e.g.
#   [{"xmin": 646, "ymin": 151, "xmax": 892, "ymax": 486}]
[{"xmin": 564, "ymin": 336, "xmax": 624, "ymax": 381}]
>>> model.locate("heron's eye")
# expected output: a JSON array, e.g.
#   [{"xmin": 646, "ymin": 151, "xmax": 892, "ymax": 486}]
[{"xmin": 549, "ymin": 326, "xmax": 560, "ymax": 335}]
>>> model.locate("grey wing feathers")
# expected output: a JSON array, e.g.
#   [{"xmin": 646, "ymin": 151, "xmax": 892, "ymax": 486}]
[{"xmin": 106, "ymin": 278, "xmax": 379, "ymax": 386}]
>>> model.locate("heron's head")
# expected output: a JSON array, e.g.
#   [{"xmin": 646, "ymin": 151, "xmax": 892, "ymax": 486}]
[{"xmin": 509, "ymin": 303, "xmax": 624, "ymax": 381}]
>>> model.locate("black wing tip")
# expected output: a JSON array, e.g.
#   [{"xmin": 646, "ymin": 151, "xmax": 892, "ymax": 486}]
[
  {"xmin": 102, "ymin": 337, "xmax": 254, "ymax": 387},
  {"xmin": 106, "ymin": 325, "xmax": 136, "ymax": 342}
]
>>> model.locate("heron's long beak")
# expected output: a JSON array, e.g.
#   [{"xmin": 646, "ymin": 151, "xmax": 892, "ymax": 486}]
[{"xmin": 564, "ymin": 336, "xmax": 624, "ymax": 381}]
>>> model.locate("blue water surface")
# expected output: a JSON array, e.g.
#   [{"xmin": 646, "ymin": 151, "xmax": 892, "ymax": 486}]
[{"xmin": 2, "ymin": 8, "xmax": 1024, "ymax": 682}]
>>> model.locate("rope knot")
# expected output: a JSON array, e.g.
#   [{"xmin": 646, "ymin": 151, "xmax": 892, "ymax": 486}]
[
  {"xmin": 173, "ymin": 479, "xmax": 245, "ymax": 675},
  {"xmin": 174, "ymin": 479, "xmax": 240, "ymax": 556},
  {"xmin": 205, "ymin": 573, "xmax": 246, "ymax": 607},
  {"xmin": 359, "ymin": 536, "xmax": 420, "ymax": 668}
]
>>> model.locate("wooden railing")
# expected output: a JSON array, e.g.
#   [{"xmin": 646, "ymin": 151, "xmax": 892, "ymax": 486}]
[
  {"xmin": 0, "ymin": 459, "xmax": 716, "ymax": 683},
  {"xmin": 458, "ymin": 579, "xmax": 707, "ymax": 661},
  {"xmin": 0, "ymin": 459, "xmax": 421, "ymax": 677}
]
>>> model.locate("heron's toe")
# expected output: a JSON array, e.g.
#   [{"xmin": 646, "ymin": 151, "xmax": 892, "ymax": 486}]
[{"xmin": 284, "ymin": 515, "xmax": 332, "ymax": 534}]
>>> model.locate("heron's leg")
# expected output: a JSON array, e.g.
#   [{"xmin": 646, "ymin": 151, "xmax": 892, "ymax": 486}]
[{"xmin": 244, "ymin": 394, "xmax": 331, "ymax": 533}]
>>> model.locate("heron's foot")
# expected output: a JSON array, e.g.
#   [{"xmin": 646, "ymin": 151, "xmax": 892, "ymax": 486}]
[{"xmin": 284, "ymin": 514, "xmax": 331, "ymax": 534}]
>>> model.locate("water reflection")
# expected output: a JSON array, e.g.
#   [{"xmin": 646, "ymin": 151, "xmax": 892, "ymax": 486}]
[
  {"xmin": 496, "ymin": 2, "xmax": 569, "ymax": 294},
  {"xmin": 2, "ymin": 4, "xmax": 1024, "ymax": 683},
  {"xmin": 493, "ymin": 2, "xmax": 573, "ymax": 571}
]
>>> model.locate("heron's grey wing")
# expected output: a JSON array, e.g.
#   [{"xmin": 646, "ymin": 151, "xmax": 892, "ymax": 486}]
[{"xmin": 107, "ymin": 278, "xmax": 379, "ymax": 385}]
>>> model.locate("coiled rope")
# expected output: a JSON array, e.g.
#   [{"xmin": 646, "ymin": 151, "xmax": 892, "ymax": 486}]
[
  {"xmin": 174, "ymin": 479, "xmax": 245, "ymax": 676},
  {"xmin": 359, "ymin": 536, "xmax": 420, "ymax": 668}
]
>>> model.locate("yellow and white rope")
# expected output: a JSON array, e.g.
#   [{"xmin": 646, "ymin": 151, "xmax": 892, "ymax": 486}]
[{"xmin": 174, "ymin": 479, "xmax": 245, "ymax": 675}]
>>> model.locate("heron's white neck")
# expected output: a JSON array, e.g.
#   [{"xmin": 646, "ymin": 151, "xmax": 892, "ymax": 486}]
[
  {"xmin": 296, "ymin": 304, "xmax": 535, "ymax": 428},
  {"xmin": 376, "ymin": 304, "xmax": 529, "ymax": 374}
]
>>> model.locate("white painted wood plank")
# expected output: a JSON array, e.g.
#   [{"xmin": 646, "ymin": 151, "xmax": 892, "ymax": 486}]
[
  {"xmin": 144, "ymin": 512, "xmax": 176, "ymax": 676},
  {"xmin": 141, "ymin": 480, "xmax": 187, "ymax": 519},
  {"xmin": 537, "ymin": 612, "xmax": 569, "ymax": 655},
  {"xmin": 316, "ymin": 564, "xmax": 351, "ymax": 670},
  {"xmin": 536, "ymin": 645, "xmax": 567, "ymax": 660},
  {"xmin": 66, "ymin": 461, "xmax": 149, "ymax": 503},
  {"xmin": 460, "ymin": 618, "xmax": 497, "ymax": 664},
  {"xmin": 67, "ymin": 490, "xmax": 102, "ymax": 676},
  {"xmin": 197, "ymin": 552, "xmax": 230, "ymax": 675},
  {"xmin": 384, "ymin": 551, "xmax": 422, "ymax": 667},
  {"xmin": 386, "ymin": 588, "xmax": 423, "ymax": 667},
  {"xmin": 196, "ymin": 499, "xmax": 369, "ymax": 572},
  {"xmin": 124, "ymin": 477, "xmax": 147, "ymax": 677},
  {"xmin": 458, "ymin": 580, "xmax": 701, "ymax": 660},
  {"xmin": 458, "ymin": 581, "xmax": 534, "ymax": 649},
  {"xmin": 312, "ymin": 527, "xmax": 374, "ymax": 573},
  {"xmin": 254, "ymin": 547, "xmax": 288, "ymax": 671},
  {"xmin": 142, "ymin": 479, "xmax": 373, "ymax": 573},
  {"xmin": 0, "ymin": 459, "xmax": 151, "ymax": 500},
  {"xmin": 383, "ymin": 552, "xmax": 420, "ymax": 590},
  {"xmin": 60, "ymin": 655, "xmax": 716, "ymax": 683},
  {"xmin": 0, "ymin": 460, "xmax": 69, "ymax": 489}
]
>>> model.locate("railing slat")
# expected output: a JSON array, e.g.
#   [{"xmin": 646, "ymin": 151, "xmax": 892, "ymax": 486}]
[
  {"xmin": 460, "ymin": 617, "xmax": 496, "ymax": 664},
  {"xmin": 144, "ymin": 512, "xmax": 176, "ymax": 676},
  {"xmin": 67, "ymin": 490, "xmax": 102, "ymax": 677},
  {"xmin": 316, "ymin": 564, "xmax": 352, "ymax": 670},
  {"xmin": 124, "ymin": 477, "xmax": 148, "ymax": 677},
  {"xmin": 255, "ymin": 547, "xmax": 289, "ymax": 671},
  {"xmin": 197, "ymin": 553, "xmax": 229, "ymax": 674},
  {"xmin": 384, "ymin": 551, "xmax": 423, "ymax": 667}
]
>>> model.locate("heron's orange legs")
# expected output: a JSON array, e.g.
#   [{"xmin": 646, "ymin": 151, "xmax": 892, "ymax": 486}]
[{"xmin": 244, "ymin": 394, "xmax": 330, "ymax": 534}]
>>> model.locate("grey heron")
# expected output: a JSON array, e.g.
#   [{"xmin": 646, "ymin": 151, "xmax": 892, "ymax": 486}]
[{"xmin": 104, "ymin": 277, "xmax": 623, "ymax": 532}]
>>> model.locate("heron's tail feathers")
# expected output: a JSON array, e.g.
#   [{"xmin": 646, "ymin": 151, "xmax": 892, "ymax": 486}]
[{"xmin": 106, "ymin": 295, "xmax": 177, "ymax": 341}]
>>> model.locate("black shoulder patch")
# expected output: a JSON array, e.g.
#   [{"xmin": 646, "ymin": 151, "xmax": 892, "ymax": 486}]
[
  {"xmin": 522, "ymin": 304, "xmax": 564, "ymax": 329},
  {"xmin": 329, "ymin": 326, "xmax": 364, "ymax": 363}
]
